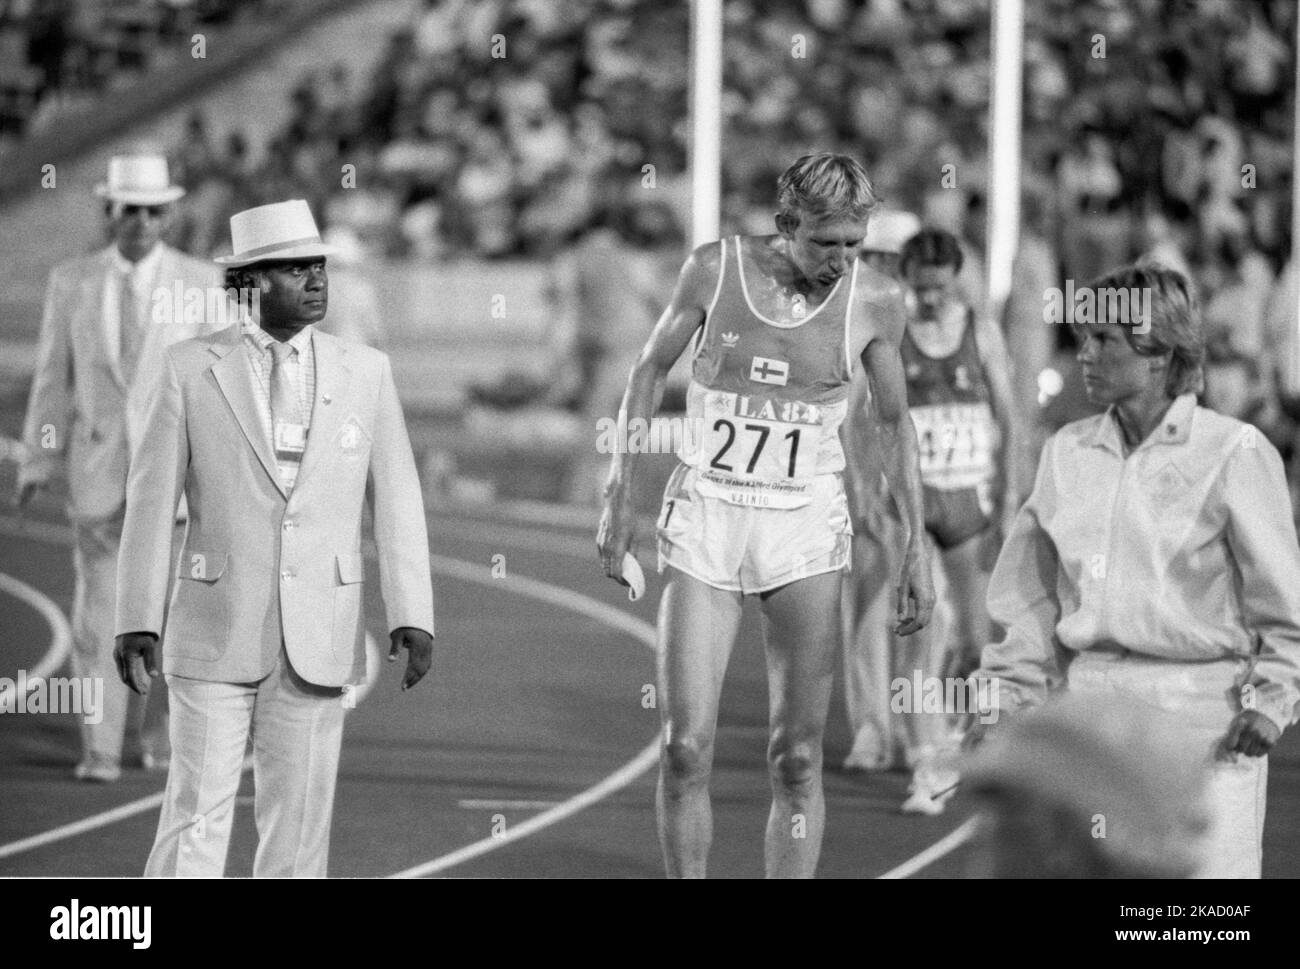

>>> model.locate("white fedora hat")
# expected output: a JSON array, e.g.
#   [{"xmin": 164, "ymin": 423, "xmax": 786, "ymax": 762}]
[
  {"xmin": 215, "ymin": 199, "xmax": 338, "ymax": 267},
  {"xmin": 95, "ymin": 154, "xmax": 186, "ymax": 205}
]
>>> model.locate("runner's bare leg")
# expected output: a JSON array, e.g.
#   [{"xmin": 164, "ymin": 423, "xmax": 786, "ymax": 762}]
[
  {"xmin": 656, "ymin": 567, "xmax": 744, "ymax": 878},
  {"xmin": 759, "ymin": 570, "xmax": 841, "ymax": 878}
]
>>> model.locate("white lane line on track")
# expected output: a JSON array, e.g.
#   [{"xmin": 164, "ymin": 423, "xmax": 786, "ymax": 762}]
[
  {"xmin": 876, "ymin": 815, "xmax": 981, "ymax": 879},
  {"xmin": 0, "ymin": 514, "xmax": 662, "ymax": 874},
  {"xmin": 1, "ymin": 510, "xmax": 970, "ymax": 879},
  {"xmin": 389, "ymin": 552, "xmax": 660, "ymax": 878},
  {"xmin": 0, "ymin": 570, "xmax": 72, "ymax": 707},
  {"xmin": 457, "ymin": 800, "xmax": 562, "ymax": 811},
  {"xmin": 0, "ymin": 754, "xmax": 255, "ymax": 862}
]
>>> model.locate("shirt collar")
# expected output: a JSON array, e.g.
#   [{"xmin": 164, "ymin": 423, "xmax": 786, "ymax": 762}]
[
  {"xmin": 110, "ymin": 243, "xmax": 163, "ymax": 281},
  {"xmin": 1081, "ymin": 393, "xmax": 1197, "ymax": 454},
  {"xmin": 242, "ymin": 316, "xmax": 314, "ymax": 356}
]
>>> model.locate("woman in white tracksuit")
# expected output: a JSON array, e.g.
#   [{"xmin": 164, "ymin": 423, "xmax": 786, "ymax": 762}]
[{"xmin": 974, "ymin": 262, "xmax": 1300, "ymax": 878}]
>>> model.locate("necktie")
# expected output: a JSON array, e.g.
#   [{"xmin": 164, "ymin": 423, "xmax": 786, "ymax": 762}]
[
  {"xmin": 119, "ymin": 268, "xmax": 142, "ymax": 384},
  {"xmin": 270, "ymin": 341, "xmax": 304, "ymax": 489},
  {"xmin": 270, "ymin": 341, "xmax": 301, "ymax": 426}
]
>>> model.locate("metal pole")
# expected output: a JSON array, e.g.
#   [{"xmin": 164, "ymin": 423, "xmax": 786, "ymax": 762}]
[
  {"xmin": 690, "ymin": 0, "xmax": 723, "ymax": 249},
  {"xmin": 986, "ymin": 0, "xmax": 1024, "ymax": 321}
]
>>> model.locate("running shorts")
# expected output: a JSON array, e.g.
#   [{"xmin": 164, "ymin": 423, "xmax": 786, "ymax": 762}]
[
  {"xmin": 656, "ymin": 463, "xmax": 852, "ymax": 594},
  {"xmin": 923, "ymin": 480, "xmax": 994, "ymax": 550}
]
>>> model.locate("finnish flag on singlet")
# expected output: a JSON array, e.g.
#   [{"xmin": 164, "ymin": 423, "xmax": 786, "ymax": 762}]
[{"xmin": 749, "ymin": 356, "xmax": 789, "ymax": 386}]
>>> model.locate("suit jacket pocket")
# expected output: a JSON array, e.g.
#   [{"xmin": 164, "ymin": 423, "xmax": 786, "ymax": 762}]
[
  {"xmin": 168, "ymin": 550, "xmax": 230, "ymax": 660},
  {"xmin": 332, "ymin": 551, "xmax": 365, "ymax": 660}
]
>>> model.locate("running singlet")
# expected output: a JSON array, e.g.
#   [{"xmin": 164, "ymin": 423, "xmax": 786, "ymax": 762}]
[
  {"xmin": 900, "ymin": 308, "xmax": 998, "ymax": 491},
  {"xmin": 677, "ymin": 236, "xmax": 856, "ymax": 509}
]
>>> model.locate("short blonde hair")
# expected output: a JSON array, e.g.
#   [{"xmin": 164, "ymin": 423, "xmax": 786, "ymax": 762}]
[
  {"xmin": 1084, "ymin": 262, "xmax": 1205, "ymax": 397},
  {"xmin": 777, "ymin": 153, "xmax": 879, "ymax": 227}
]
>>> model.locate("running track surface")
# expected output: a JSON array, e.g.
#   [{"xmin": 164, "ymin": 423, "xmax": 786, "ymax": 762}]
[{"xmin": 2, "ymin": 495, "xmax": 1299, "ymax": 878}]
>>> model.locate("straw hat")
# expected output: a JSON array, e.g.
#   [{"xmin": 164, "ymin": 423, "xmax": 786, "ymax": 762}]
[
  {"xmin": 215, "ymin": 199, "xmax": 338, "ymax": 267},
  {"xmin": 94, "ymin": 154, "xmax": 186, "ymax": 206}
]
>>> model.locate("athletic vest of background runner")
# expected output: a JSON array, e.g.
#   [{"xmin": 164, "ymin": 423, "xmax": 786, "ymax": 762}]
[{"xmin": 900, "ymin": 308, "xmax": 998, "ymax": 491}]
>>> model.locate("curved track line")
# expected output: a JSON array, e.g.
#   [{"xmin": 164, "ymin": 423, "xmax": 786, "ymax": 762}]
[
  {"xmin": 876, "ymin": 815, "xmax": 980, "ymax": 879},
  {"xmin": 0, "ymin": 515, "xmax": 661, "ymax": 873},
  {"xmin": 0, "ymin": 754, "xmax": 256, "ymax": 862},
  {"xmin": 2, "ymin": 511, "xmax": 972, "ymax": 879},
  {"xmin": 0, "ymin": 570, "xmax": 73, "ymax": 706},
  {"xmin": 389, "ymin": 552, "xmax": 660, "ymax": 878}
]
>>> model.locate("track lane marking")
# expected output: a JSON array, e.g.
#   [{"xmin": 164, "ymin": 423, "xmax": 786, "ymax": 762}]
[
  {"xmin": 0, "ymin": 514, "xmax": 662, "ymax": 874},
  {"xmin": 388, "ymin": 552, "xmax": 659, "ymax": 878},
  {"xmin": 0, "ymin": 570, "xmax": 72, "ymax": 707},
  {"xmin": 457, "ymin": 799, "xmax": 562, "ymax": 811},
  {"xmin": 876, "ymin": 815, "xmax": 980, "ymax": 879},
  {"xmin": 2, "ymin": 510, "xmax": 973, "ymax": 878},
  {"xmin": 0, "ymin": 754, "xmax": 255, "ymax": 862}
]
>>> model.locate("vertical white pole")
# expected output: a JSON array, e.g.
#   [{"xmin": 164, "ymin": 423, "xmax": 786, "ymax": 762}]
[
  {"xmin": 690, "ymin": 0, "xmax": 723, "ymax": 249},
  {"xmin": 986, "ymin": 0, "xmax": 1024, "ymax": 321},
  {"xmin": 1290, "ymin": 4, "xmax": 1300, "ymax": 392}
]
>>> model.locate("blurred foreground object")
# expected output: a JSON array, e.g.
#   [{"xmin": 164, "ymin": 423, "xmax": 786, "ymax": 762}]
[{"xmin": 964, "ymin": 693, "xmax": 1210, "ymax": 878}]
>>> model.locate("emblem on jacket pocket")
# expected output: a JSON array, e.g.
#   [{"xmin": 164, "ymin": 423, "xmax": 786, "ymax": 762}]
[{"xmin": 339, "ymin": 417, "xmax": 366, "ymax": 453}]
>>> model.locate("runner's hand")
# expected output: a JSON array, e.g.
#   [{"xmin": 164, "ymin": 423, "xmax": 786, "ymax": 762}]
[
  {"xmin": 894, "ymin": 538, "xmax": 935, "ymax": 636},
  {"xmin": 597, "ymin": 490, "xmax": 636, "ymax": 586}
]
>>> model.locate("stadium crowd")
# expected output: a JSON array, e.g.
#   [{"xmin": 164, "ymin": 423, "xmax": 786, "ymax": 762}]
[
  {"xmin": 156, "ymin": 1, "xmax": 1296, "ymax": 432},
  {"xmin": 0, "ymin": 0, "xmax": 285, "ymax": 141}
]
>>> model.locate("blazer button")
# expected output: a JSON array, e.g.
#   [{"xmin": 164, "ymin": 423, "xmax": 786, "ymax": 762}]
[
  {"xmin": 281, "ymin": 569, "xmax": 295, "ymax": 581},
  {"xmin": 282, "ymin": 519, "xmax": 295, "ymax": 531}
]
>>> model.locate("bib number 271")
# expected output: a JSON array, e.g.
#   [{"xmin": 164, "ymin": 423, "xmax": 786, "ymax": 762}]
[{"xmin": 709, "ymin": 419, "xmax": 801, "ymax": 478}]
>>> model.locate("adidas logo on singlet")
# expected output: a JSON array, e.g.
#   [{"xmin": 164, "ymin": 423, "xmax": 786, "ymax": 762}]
[{"xmin": 721, "ymin": 331, "xmax": 739, "ymax": 348}]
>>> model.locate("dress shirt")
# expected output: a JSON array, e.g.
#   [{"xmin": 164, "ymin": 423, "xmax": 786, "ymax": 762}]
[
  {"xmin": 106, "ymin": 244, "xmax": 164, "ymax": 376},
  {"xmin": 241, "ymin": 316, "xmax": 316, "ymax": 491}
]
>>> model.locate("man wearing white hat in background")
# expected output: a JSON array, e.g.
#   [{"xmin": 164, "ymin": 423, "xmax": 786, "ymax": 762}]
[
  {"xmin": 114, "ymin": 199, "xmax": 434, "ymax": 876},
  {"xmin": 16, "ymin": 153, "xmax": 223, "ymax": 782}
]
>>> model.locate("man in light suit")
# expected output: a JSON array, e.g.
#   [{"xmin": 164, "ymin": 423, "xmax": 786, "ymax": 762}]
[
  {"xmin": 17, "ymin": 154, "xmax": 224, "ymax": 782},
  {"xmin": 114, "ymin": 199, "xmax": 435, "ymax": 877}
]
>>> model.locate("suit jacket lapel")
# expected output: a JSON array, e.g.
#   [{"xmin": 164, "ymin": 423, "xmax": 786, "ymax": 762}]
[
  {"xmin": 295, "ymin": 330, "xmax": 350, "ymax": 487},
  {"xmin": 209, "ymin": 325, "xmax": 287, "ymax": 498}
]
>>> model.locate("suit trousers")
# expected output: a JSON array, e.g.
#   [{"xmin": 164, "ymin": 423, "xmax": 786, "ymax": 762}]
[
  {"xmin": 72, "ymin": 511, "xmax": 171, "ymax": 766},
  {"xmin": 145, "ymin": 646, "xmax": 346, "ymax": 877},
  {"xmin": 1068, "ymin": 650, "xmax": 1268, "ymax": 879}
]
